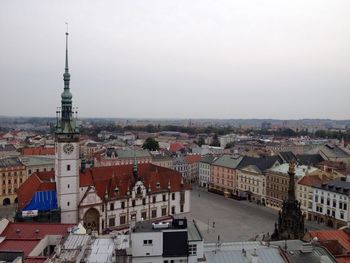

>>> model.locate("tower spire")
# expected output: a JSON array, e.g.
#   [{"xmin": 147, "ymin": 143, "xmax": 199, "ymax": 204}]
[{"xmin": 65, "ymin": 22, "xmax": 69, "ymax": 73}]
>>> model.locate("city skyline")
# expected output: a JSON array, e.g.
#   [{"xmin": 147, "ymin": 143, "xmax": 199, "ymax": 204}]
[{"xmin": 1, "ymin": 0, "xmax": 350, "ymax": 119}]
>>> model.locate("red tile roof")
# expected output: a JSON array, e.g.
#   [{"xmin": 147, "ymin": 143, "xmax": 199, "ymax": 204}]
[
  {"xmin": 297, "ymin": 174, "xmax": 331, "ymax": 187},
  {"xmin": 0, "ymin": 222, "xmax": 74, "ymax": 259},
  {"xmin": 18, "ymin": 163, "xmax": 189, "ymax": 209},
  {"xmin": 307, "ymin": 229, "xmax": 350, "ymax": 253},
  {"xmin": 169, "ymin": 142, "xmax": 185, "ymax": 153},
  {"xmin": 25, "ymin": 257, "xmax": 48, "ymax": 263},
  {"xmin": 185, "ymin": 155, "xmax": 202, "ymax": 164},
  {"xmin": 0, "ymin": 240, "xmax": 38, "ymax": 257},
  {"xmin": 0, "ymin": 222, "xmax": 73, "ymax": 239},
  {"xmin": 21, "ymin": 147, "xmax": 55, "ymax": 156}
]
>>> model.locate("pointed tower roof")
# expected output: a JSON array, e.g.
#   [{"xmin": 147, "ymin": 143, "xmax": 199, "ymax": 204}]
[{"xmin": 61, "ymin": 24, "xmax": 72, "ymax": 105}]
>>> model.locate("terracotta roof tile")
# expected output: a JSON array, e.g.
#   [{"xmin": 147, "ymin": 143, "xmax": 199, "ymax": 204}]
[
  {"xmin": 0, "ymin": 222, "xmax": 74, "ymax": 239},
  {"xmin": 18, "ymin": 163, "xmax": 189, "ymax": 209},
  {"xmin": 22, "ymin": 147, "xmax": 55, "ymax": 156},
  {"xmin": 307, "ymin": 229, "xmax": 350, "ymax": 252},
  {"xmin": 0, "ymin": 240, "xmax": 38, "ymax": 257},
  {"xmin": 169, "ymin": 142, "xmax": 185, "ymax": 153},
  {"xmin": 185, "ymin": 155, "xmax": 202, "ymax": 164},
  {"xmin": 297, "ymin": 174, "xmax": 331, "ymax": 187}
]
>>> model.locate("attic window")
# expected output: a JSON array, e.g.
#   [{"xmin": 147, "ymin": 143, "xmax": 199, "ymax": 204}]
[{"xmin": 156, "ymin": 181, "xmax": 160, "ymax": 188}]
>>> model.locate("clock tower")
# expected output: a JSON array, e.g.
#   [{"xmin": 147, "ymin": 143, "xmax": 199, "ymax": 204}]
[{"xmin": 55, "ymin": 28, "xmax": 80, "ymax": 224}]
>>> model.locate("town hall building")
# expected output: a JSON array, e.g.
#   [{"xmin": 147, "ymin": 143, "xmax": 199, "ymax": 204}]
[{"xmin": 16, "ymin": 31, "xmax": 191, "ymax": 233}]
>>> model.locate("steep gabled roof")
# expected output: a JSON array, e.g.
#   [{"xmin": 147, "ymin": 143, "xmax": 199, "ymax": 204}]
[
  {"xmin": 18, "ymin": 163, "xmax": 189, "ymax": 210},
  {"xmin": 296, "ymin": 154, "xmax": 325, "ymax": 166},
  {"xmin": 238, "ymin": 156, "xmax": 281, "ymax": 172},
  {"xmin": 212, "ymin": 155, "xmax": 243, "ymax": 169}
]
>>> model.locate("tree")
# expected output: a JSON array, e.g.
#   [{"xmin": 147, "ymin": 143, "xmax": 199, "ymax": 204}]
[
  {"xmin": 198, "ymin": 137, "xmax": 205, "ymax": 147},
  {"xmin": 210, "ymin": 133, "xmax": 220, "ymax": 147},
  {"xmin": 142, "ymin": 137, "xmax": 159, "ymax": 151}
]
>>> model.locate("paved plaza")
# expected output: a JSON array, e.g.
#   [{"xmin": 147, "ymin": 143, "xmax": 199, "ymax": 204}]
[{"xmin": 186, "ymin": 187, "xmax": 329, "ymax": 242}]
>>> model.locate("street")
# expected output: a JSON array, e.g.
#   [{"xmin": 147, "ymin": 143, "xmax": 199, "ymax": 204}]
[{"xmin": 186, "ymin": 187, "xmax": 329, "ymax": 242}]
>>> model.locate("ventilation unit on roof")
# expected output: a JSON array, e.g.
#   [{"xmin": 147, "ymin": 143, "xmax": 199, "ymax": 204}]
[{"xmin": 152, "ymin": 222, "xmax": 169, "ymax": 229}]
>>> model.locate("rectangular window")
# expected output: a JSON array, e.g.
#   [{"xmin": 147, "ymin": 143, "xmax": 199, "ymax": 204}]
[
  {"xmin": 142, "ymin": 198, "xmax": 146, "ymax": 205},
  {"xmin": 110, "ymin": 203, "xmax": 114, "ymax": 211},
  {"xmin": 163, "ymin": 194, "xmax": 166, "ymax": 202},
  {"xmin": 320, "ymin": 197, "xmax": 324, "ymax": 204},
  {"xmin": 327, "ymin": 199, "xmax": 330, "ymax": 206},
  {"xmin": 171, "ymin": 206, "xmax": 175, "ymax": 214},
  {"xmin": 120, "ymin": 215, "xmax": 126, "ymax": 225},
  {"xmin": 344, "ymin": 203, "xmax": 347, "ymax": 210},
  {"xmin": 180, "ymin": 204, "xmax": 184, "ymax": 213},
  {"xmin": 332, "ymin": 210, "xmax": 335, "ymax": 217},
  {"xmin": 189, "ymin": 244, "xmax": 197, "ymax": 256},
  {"xmin": 333, "ymin": 200, "xmax": 336, "ymax": 208},
  {"xmin": 141, "ymin": 211, "xmax": 147, "ymax": 220},
  {"xmin": 162, "ymin": 207, "xmax": 167, "ymax": 216},
  {"xmin": 132, "ymin": 200, "xmax": 136, "ymax": 207},
  {"xmin": 152, "ymin": 209, "xmax": 157, "ymax": 218},
  {"xmin": 67, "ymin": 165, "xmax": 71, "ymax": 171},
  {"xmin": 121, "ymin": 201, "xmax": 125, "ymax": 209},
  {"xmin": 152, "ymin": 196, "xmax": 156, "ymax": 203},
  {"xmin": 339, "ymin": 202, "xmax": 343, "ymax": 209},
  {"xmin": 131, "ymin": 213, "xmax": 136, "ymax": 221},
  {"xmin": 109, "ymin": 217, "xmax": 115, "ymax": 227},
  {"xmin": 143, "ymin": 240, "xmax": 153, "ymax": 246}
]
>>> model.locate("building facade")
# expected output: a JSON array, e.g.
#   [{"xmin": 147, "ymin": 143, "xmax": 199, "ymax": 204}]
[
  {"xmin": 265, "ymin": 163, "xmax": 318, "ymax": 209},
  {"xmin": 199, "ymin": 155, "xmax": 216, "ymax": 188},
  {"xmin": 310, "ymin": 179, "xmax": 350, "ymax": 229},
  {"xmin": 0, "ymin": 157, "xmax": 26, "ymax": 206},
  {"xmin": 209, "ymin": 155, "xmax": 242, "ymax": 197},
  {"xmin": 236, "ymin": 156, "xmax": 280, "ymax": 203},
  {"xmin": 17, "ymin": 31, "xmax": 192, "ymax": 232}
]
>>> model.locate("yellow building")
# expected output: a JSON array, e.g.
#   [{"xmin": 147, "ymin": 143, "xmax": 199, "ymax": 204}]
[{"xmin": 0, "ymin": 157, "xmax": 26, "ymax": 205}]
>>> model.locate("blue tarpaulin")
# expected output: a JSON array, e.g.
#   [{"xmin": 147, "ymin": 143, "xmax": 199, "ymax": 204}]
[{"xmin": 23, "ymin": 190, "xmax": 58, "ymax": 211}]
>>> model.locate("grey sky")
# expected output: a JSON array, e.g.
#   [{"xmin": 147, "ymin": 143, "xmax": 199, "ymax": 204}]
[{"xmin": 1, "ymin": 0, "xmax": 349, "ymax": 119}]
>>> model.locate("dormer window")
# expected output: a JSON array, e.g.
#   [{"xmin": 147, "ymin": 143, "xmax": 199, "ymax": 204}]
[
  {"xmin": 137, "ymin": 186, "xmax": 142, "ymax": 195},
  {"xmin": 156, "ymin": 181, "xmax": 160, "ymax": 189}
]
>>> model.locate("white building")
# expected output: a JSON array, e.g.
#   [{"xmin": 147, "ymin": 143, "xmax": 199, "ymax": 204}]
[
  {"xmin": 199, "ymin": 155, "xmax": 216, "ymax": 188},
  {"xmin": 311, "ymin": 178, "xmax": 350, "ymax": 229},
  {"xmin": 130, "ymin": 218, "xmax": 204, "ymax": 263}
]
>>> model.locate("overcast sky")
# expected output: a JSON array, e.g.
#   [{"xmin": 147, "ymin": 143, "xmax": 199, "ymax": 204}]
[{"xmin": 1, "ymin": 0, "xmax": 350, "ymax": 119}]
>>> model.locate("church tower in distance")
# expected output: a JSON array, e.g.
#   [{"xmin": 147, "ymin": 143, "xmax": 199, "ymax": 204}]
[{"xmin": 54, "ymin": 28, "xmax": 80, "ymax": 224}]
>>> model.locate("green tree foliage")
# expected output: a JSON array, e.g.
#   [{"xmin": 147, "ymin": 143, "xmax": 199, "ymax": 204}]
[
  {"xmin": 210, "ymin": 133, "xmax": 220, "ymax": 147},
  {"xmin": 142, "ymin": 137, "xmax": 159, "ymax": 151}
]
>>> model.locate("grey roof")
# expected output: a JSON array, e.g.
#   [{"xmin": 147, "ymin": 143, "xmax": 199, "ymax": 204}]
[
  {"xmin": 20, "ymin": 156, "xmax": 55, "ymax": 167},
  {"xmin": 212, "ymin": 155, "xmax": 243, "ymax": 169},
  {"xmin": 0, "ymin": 144, "xmax": 17, "ymax": 152},
  {"xmin": 314, "ymin": 179, "xmax": 350, "ymax": 196},
  {"xmin": 320, "ymin": 144, "xmax": 350, "ymax": 159},
  {"xmin": 187, "ymin": 220, "xmax": 202, "ymax": 241},
  {"xmin": 279, "ymin": 151, "xmax": 297, "ymax": 163},
  {"xmin": 238, "ymin": 156, "xmax": 281, "ymax": 172},
  {"xmin": 0, "ymin": 157, "xmax": 23, "ymax": 168},
  {"xmin": 87, "ymin": 238, "xmax": 115, "ymax": 263},
  {"xmin": 106, "ymin": 149, "xmax": 151, "ymax": 159},
  {"xmin": 270, "ymin": 240, "xmax": 337, "ymax": 263},
  {"xmin": 296, "ymin": 154, "xmax": 325, "ymax": 166},
  {"xmin": 200, "ymin": 155, "xmax": 217, "ymax": 165},
  {"xmin": 204, "ymin": 242, "xmax": 284, "ymax": 263}
]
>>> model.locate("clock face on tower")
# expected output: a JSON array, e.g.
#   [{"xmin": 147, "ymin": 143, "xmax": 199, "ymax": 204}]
[{"xmin": 63, "ymin": 143, "xmax": 74, "ymax": 155}]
